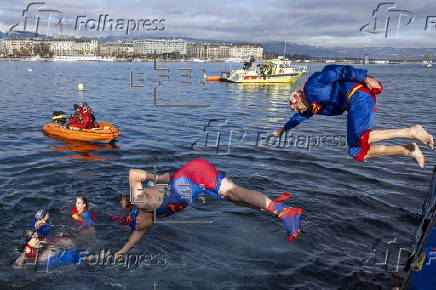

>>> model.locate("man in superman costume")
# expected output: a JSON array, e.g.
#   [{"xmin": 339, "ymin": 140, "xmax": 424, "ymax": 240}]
[
  {"xmin": 116, "ymin": 159, "xmax": 302, "ymax": 256},
  {"xmin": 272, "ymin": 65, "xmax": 433, "ymax": 167}
]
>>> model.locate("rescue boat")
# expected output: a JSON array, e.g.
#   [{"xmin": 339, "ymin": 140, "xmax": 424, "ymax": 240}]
[
  {"xmin": 221, "ymin": 57, "xmax": 307, "ymax": 83},
  {"xmin": 42, "ymin": 122, "xmax": 121, "ymax": 143}
]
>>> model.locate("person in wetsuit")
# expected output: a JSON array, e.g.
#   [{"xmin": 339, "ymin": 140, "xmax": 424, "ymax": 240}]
[
  {"xmin": 115, "ymin": 159, "xmax": 302, "ymax": 257},
  {"xmin": 272, "ymin": 65, "xmax": 434, "ymax": 167}
]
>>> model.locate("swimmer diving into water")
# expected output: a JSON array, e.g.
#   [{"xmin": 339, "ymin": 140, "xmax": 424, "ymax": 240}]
[
  {"xmin": 116, "ymin": 159, "xmax": 302, "ymax": 256},
  {"xmin": 272, "ymin": 65, "xmax": 434, "ymax": 167}
]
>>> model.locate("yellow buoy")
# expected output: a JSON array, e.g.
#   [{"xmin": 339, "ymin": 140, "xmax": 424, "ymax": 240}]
[{"xmin": 77, "ymin": 83, "xmax": 84, "ymax": 91}]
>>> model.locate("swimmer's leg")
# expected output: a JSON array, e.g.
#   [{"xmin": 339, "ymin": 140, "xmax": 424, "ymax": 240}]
[
  {"xmin": 368, "ymin": 125, "xmax": 433, "ymax": 149},
  {"xmin": 365, "ymin": 142, "xmax": 425, "ymax": 168},
  {"xmin": 218, "ymin": 178, "xmax": 271, "ymax": 209},
  {"xmin": 219, "ymin": 178, "xmax": 302, "ymax": 241},
  {"xmin": 346, "ymin": 90, "xmax": 427, "ymax": 167}
]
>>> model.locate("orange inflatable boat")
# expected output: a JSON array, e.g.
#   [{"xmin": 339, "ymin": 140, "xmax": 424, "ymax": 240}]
[{"xmin": 43, "ymin": 122, "xmax": 121, "ymax": 143}]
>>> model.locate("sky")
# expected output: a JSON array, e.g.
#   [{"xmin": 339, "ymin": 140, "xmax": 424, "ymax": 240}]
[{"xmin": 0, "ymin": 0, "xmax": 435, "ymax": 48}]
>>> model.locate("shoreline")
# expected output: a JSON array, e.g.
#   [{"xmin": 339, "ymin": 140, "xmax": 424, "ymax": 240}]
[{"xmin": 0, "ymin": 58, "xmax": 429, "ymax": 65}]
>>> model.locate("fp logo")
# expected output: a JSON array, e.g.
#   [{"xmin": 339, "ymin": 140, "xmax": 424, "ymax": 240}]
[
  {"xmin": 360, "ymin": 2, "xmax": 415, "ymax": 38},
  {"xmin": 6, "ymin": 2, "xmax": 64, "ymax": 38}
]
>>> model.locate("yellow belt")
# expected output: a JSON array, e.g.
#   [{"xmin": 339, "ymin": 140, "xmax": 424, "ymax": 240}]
[{"xmin": 347, "ymin": 84, "xmax": 363, "ymax": 101}]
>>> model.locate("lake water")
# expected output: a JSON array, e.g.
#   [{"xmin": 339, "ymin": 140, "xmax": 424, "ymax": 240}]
[{"xmin": 0, "ymin": 61, "xmax": 435, "ymax": 289}]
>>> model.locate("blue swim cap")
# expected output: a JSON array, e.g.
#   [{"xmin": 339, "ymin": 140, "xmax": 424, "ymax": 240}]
[{"xmin": 34, "ymin": 209, "xmax": 48, "ymax": 221}]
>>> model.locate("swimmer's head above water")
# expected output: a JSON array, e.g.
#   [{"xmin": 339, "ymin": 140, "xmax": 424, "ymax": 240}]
[
  {"xmin": 22, "ymin": 229, "xmax": 41, "ymax": 253},
  {"xmin": 120, "ymin": 195, "xmax": 131, "ymax": 210},
  {"xmin": 75, "ymin": 196, "xmax": 89, "ymax": 213},
  {"xmin": 23, "ymin": 229, "xmax": 37, "ymax": 242},
  {"xmin": 34, "ymin": 208, "xmax": 49, "ymax": 223}
]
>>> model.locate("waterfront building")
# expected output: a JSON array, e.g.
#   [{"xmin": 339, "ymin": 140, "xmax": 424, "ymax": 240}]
[
  {"xmin": 100, "ymin": 42, "xmax": 134, "ymax": 57},
  {"xmin": 229, "ymin": 43, "xmax": 263, "ymax": 60},
  {"xmin": 132, "ymin": 39, "xmax": 188, "ymax": 56}
]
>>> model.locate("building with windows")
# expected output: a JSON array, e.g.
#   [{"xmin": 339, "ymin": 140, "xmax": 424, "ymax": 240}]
[
  {"xmin": 229, "ymin": 43, "xmax": 263, "ymax": 59},
  {"xmin": 132, "ymin": 39, "xmax": 188, "ymax": 55},
  {"xmin": 1, "ymin": 39, "xmax": 35, "ymax": 56},
  {"xmin": 100, "ymin": 42, "xmax": 134, "ymax": 57},
  {"xmin": 0, "ymin": 37, "xmax": 264, "ymax": 60},
  {"xmin": 49, "ymin": 39, "xmax": 98, "ymax": 55}
]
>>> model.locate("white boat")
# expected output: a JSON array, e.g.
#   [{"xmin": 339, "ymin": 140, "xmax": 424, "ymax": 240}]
[
  {"xmin": 223, "ymin": 57, "xmax": 243, "ymax": 63},
  {"xmin": 22, "ymin": 55, "xmax": 44, "ymax": 61},
  {"xmin": 100, "ymin": 57, "xmax": 115, "ymax": 62},
  {"xmin": 221, "ymin": 57, "xmax": 307, "ymax": 83},
  {"xmin": 189, "ymin": 58, "xmax": 205, "ymax": 62},
  {"xmin": 51, "ymin": 55, "xmax": 101, "ymax": 62}
]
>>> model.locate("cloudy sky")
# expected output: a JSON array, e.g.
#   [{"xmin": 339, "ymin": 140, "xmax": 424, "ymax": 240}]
[{"xmin": 0, "ymin": 0, "xmax": 435, "ymax": 48}]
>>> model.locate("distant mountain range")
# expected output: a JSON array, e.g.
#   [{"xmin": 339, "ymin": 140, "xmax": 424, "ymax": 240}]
[
  {"xmin": 262, "ymin": 41, "xmax": 436, "ymax": 61},
  {"xmin": 1, "ymin": 30, "xmax": 434, "ymax": 60}
]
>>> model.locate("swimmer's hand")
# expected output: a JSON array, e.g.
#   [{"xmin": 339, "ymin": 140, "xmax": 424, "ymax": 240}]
[
  {"xmin": 114, "ymin": 250, "xmax": 127, "ymax": 260},
  {"xmin": 272, "ymin": 127, "xmax": 285, "ymax": 137},
  {"xmin": 14, "ymin": 253, "xmax": 26, "ymax": 267},
  {"xmin": 365, "ymin": 76, "xmax": 381, "ymax": 91}
]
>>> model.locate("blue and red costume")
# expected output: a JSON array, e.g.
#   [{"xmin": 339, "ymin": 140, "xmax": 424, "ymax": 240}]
[
  {"xmin": 27, "ymin": 220, "xmax": 51, "ymax": 238},
  {"xmin": 283, "ymin": 65, "xmax": 382, "ymax": 162},
  {"xmin": 70, "ymin": 207, "xmax": 96, "ymax": 227},
  {"xmin": 158, "ymin": 158, "xmax": 226, "ymax": 217},
  {"xmin": 127, "ymin": 159, "xmax": 225, "ymax": 230},
  {"xmin": 126, "ymin": 159, "xmax": 302, "ymax": 241}
]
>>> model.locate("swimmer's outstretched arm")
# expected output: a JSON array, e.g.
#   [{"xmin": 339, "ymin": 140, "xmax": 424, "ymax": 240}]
[
  {"xmin": 116, "ymin": 229, "xmax": 147, "ymax": 256},
  {"xmin": 116, "ymin": 211, "xmax": 154, "ymax": 256}
]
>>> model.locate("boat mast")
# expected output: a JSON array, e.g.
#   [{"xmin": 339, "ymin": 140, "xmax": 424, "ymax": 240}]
[{"xmin": 283, "ymin": 41, "xmax": 287, "ymax": 59}]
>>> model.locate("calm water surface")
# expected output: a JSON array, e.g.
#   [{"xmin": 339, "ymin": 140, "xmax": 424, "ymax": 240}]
[{"xmin": 0, "ymin": 61, "xmax": 435, "ymax": 289}]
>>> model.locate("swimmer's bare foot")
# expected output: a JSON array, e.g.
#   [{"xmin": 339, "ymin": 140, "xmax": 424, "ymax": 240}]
[
  {"xmin": 410, "ymin": 125, "xmax": 434, "ymax": 149},
  {"xmin": 406, "ymin": 142, "xmax": 425, "ymax": 168}
]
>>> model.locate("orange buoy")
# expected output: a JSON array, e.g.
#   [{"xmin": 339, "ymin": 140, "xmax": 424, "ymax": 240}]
[
  {"xmin": 205, "ymin": 76, "xmax": 222, "ymax": 81},
  {"xmin": 42, "ymin": 122, "xmax": 121, "ymax": 143}
]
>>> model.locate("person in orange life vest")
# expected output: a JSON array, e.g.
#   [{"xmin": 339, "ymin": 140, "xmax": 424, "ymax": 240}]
[
  {"xmin": 115, "ymin": 159, "xmax": 302, "ymax": 258},
  {"xmin": 70, "ymin": 196, "xmax": 96, "ymax": 228},
  {"xmin": 272, "ymin": 65, "xmax": 433, "ymax": 167}
]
